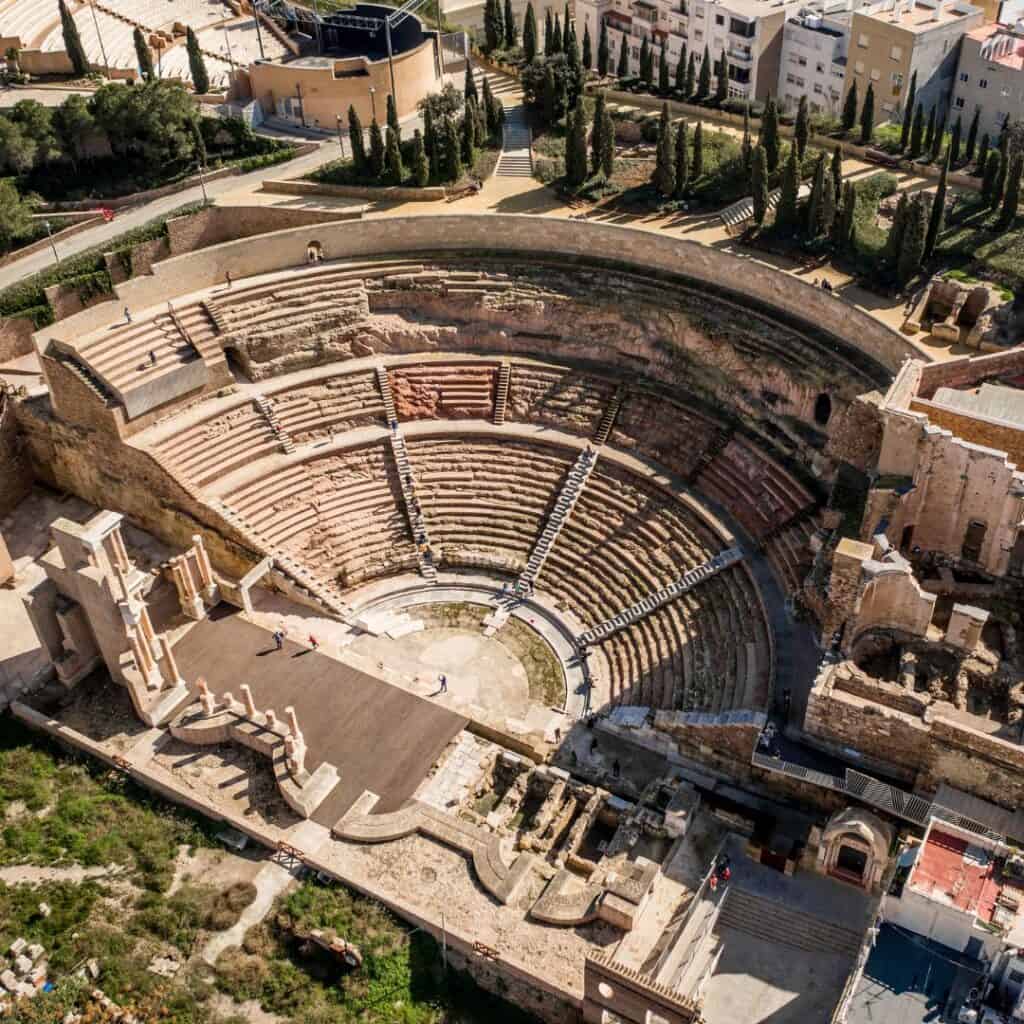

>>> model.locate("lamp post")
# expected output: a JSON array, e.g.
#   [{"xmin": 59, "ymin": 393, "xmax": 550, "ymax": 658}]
[
  {"xmin": 251, "ymin": 0, "xmax": 266, "ymax": 59},
  {"xmin": 197, "ymin": 162, "xmax": 208, "ymax": 203},
  {"xmin": 43, "ymin": 221, "xmax": 59, "ymax": 267},
  {"xmin": 369, "ymin": 85, "xmax": 376, "ymax": 121},
  {"xmin": 88, "ymin": 1, "xmax": 111, "ymax": 79},
  {"xmin": 336, "ymin": 113, "xmax": 345, "ymax": 156}
]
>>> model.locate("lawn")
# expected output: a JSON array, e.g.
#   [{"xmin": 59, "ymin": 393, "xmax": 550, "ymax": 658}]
[{"xmin": 936, "ymin": 193, "xmax": 1024, "ymax": 291}]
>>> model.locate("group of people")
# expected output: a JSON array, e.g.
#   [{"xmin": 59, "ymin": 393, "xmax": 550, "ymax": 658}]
[
  {"xmin": 272, "ymin": 627, "xmax": 319, "ymax": 652},
  {"xmin": 812, "ymin": 277, "xmax": 836, "ymax": 293}
]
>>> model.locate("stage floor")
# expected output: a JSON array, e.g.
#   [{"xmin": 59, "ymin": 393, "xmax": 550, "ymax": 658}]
[{"xmin": 172, "ymin": 609, "xmax": 468, "ymax": 826}]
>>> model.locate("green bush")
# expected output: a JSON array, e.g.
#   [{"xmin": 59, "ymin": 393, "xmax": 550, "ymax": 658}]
[{"xmin": 235, "ymin": 146, "xmax": 296, "ymax": 174}]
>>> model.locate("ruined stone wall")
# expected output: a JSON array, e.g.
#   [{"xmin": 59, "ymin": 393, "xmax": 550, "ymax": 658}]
[
  {"xmin": 917, "ymin": 349, "xmax": 1024, "ymax": 398},
  {"xmin": 825, "ymin": 392, "xmax": 885, "ymax": 473},
  {"xmin": 909, "ymin": 397, "xmax": 1024, "ymax": 469},
  {"xmin": 0, "ymin": 317, "xmax": 37, "ymax": 363},
  {"xmin": 0, "ymin": 394, "xmax": 32, "ymax": 517}
]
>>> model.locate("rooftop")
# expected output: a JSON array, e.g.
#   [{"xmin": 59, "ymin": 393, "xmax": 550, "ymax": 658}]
[
  {"xmin": 967, "ymin": 22, "xmax": 1024, "ymax": 71},
  {"xmin": 857, "ymin": 0, "xmax": 982, "ymax": 33},
  {"xmin": 932, "ymin": 383, "xmax": 1024, "ymax": 428}
]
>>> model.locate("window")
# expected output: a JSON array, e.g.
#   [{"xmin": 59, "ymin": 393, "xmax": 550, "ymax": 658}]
[
  {"xmin": 816, "ymin": 62, "xmax": 825, "ymax": 73},
  {"xmin": 729, "ymin": 17, "xmax": 754, "ymax": 36},
  {"xmin": 855, "ymin": 59, "xmax": 864, "ymax": 74},
  {"xmin": 870, "ymin": 67, "xmax": 880, "ymax": 80},
  {"xmin": 959, "ymin": 71, "xmax": 969, "ymax": 82},
  {"xmin": 1002, "ymin": 86, "xmax": 1011, "ymax": 97},
  {"xmin": 857, "ymin": 32, "xmax": 869, "ymax": 47},
  {"xmin": 632, "ymin": 47, "xmax": 640, "ymax": 58},
  {"xmin": 694, "ymin": 30, "xmax": 703, "ymax": 42},
  {"xmin": 813, "ymin": 82, "xmax": 823, "ymax": 93},
  {"xmin": 890, "ymin": 44, "xmax": 902, "ymax": 60},
  {"xmin": 797, "ymin": 55, "xmax": 807, "ymax": 66},
  {"xmin": 980, "ymin": 78, "xmax": 988, "ymax": 88},
  {"xmin": 954, "ymin": 96, "xmax": 965, "ymax": 108},
  {"xmin": 715, "ymin": 13, "xmax": 724, "ymax": 24},
  {"xmin": 695, "ymin": 5, "xmax": 704, "ymax": 14}
]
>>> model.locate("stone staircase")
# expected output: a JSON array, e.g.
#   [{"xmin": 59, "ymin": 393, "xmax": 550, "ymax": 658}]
[
  {"xmin": 494, "ymin": 359, "xmax": 511, "ymax": 425},
  {"xmin": 715, "ymin": 888, "xmax": 864, "ymax": 958},
  {"xmin": 592, "ymin": 386, "xmax": 626, "ymax": 446},
  {"xmin": 688, "ymin": 426, "xmax": 734, "ymax": 484},
  {"xmin": 496, "ymin": 106, "xmax": 533, "ymax": 177},
  {"xmin": 253, "ymin": 394, "xmax": 295, "ymax": 455},
  {"xmin": 375, "ymin": 366, "xmax": 437, "ymax": 582},
  {"xmin": 515, "ymin": 447, "xmax": 598, "ymax": 596},
  {"xmin": 718, "ymin": 183, "xmax": 811, "ymax": 229},
  {"xmin": 577, "ymin": 547, "xmax": 744, "ymax": 645}
]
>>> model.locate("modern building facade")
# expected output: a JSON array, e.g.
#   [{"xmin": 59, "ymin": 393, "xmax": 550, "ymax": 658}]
[
  {"xmin": 777, "ymin": 3, "xmax": 853, "ymax": 115},
  {"xmin": 841, "ymin": 0, "xmax": 984, "ymax": 126},
  {"xmin": 951, "ymin": 21, "xmax": 1024, "ymax": 141}
]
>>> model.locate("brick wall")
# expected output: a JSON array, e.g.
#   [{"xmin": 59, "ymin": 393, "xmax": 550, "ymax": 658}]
[
  {"xmin": 918, "ymin": 349, "xmax": 1024, "ymax": 397},
  {"xmin": 909, "ymin": 397, "xmax": 1024, "ymax": 468}
]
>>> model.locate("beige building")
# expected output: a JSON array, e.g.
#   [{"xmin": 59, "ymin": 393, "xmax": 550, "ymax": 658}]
[{"xmin": 841, "ymin": 0, "xmax": 984, "ymax": 125}]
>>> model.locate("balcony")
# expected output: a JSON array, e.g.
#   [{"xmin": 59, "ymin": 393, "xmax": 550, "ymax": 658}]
[{"xmin": 727, "ymin": 47, "xmax": 752, "ymax": 62}]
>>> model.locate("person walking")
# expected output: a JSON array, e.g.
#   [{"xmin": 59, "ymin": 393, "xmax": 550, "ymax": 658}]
[
  {"xmin": 225, "ymin": 270, "xmax": 233, "ymax": 289},
  {"xmin": 124, "ymin": 306, "xmax": 132, "ymax": 323},
  {"xmin": 273, "ymin": 630, "xmax": 284, "ymax": 650},
  {"xmin": 438, "ymin": 673, "xmax": 447, "ymax": 693},
  {"xmin": 308, "ymin": 634, "xmax": 319, "ymax": 650}
]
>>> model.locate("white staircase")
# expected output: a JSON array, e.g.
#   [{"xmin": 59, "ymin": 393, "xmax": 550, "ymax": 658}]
[
  {"xmin": 515, "ymin": 447, "xmax": 598, "ymax": 596},
  {"xmin": 375, "ymin": 366, "xmax": 437, "ymax": 581},
  {"xmin": 253, "ymin": 393, "xmax": 295, "ymax": 454},
  {"xmin": 577, "ymin": 547, "xmax": 744, "ymax": 645},
  {"xmin": 592, "ymin": 385, "xmax": 626, "ymax": 446},
  {"xmin": 494, "ymin": 360, "xmax": 511, "ymax": 425},
  {"xmin": 497, "ymin": 106, "xmax": 533, "ymax": 178},
  {"xmin": 718, "ymin": 183, "xmax": 811, "ymax": 229}
]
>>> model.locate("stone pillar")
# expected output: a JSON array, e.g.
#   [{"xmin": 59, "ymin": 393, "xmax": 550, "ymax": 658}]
[
  {"xmin": 159, "ymin": 634, "xmax": 183, "ymax": 685},
  {"xmin": 115, "ymin": 565, "xmax": 132, "ymax": 602},
  {"xmin": 191, "ymin": 534, "xmax": 214, "ymax": 589},
  {"xmin": 0, "ymin": 531, "xmax": 14, "ymax": 586},
  {"xmin": 240, "ymin": 684, "xmax": 257, "ymax": 718},
  {"xmin": 197, "ymin": 677, "xmax": 216, "ymax": 715},
  {"xmin": 285, "ymin": 705, "xmax": 301, "ymax": 738},
  {"xmin": 173, "ymin": 555, "xmax": 205, "ymax": 620},
  {"xmin": 265, "ymin": 709, "xmax": 278, "ymax": 731},
  {"xmin": 138, "ymin": 603, "xmax": 157, "ymax": 649},
  {"xmin": 110, "ymin": 526, "xmax": 131, "ymax": 574},
  {"xmin": 222, "ymin": 690, "xmax": 237, "ymax": 713}
]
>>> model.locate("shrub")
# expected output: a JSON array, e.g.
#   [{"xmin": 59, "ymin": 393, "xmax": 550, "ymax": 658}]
[
  {"xmin": 215, "ymin": 946, "xmax": 269, "ymax": 1002},
  {"xmin": 206, "ymin": 881, "xmax": 258, "ymax": 931}
]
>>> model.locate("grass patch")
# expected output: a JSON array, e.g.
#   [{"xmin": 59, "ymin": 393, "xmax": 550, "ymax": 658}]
[
  {"xmin": 498, "ymin": 618, "xmax": 566, "ymax": 708},
  {"xmin": 935, "ymin": 194, "xmax": 1024, "ymax": 291}
]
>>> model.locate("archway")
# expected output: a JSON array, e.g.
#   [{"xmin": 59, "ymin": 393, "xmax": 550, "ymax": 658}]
[{"xmin": 814, "ymin": 392, "xmax": 832, "ymax": 426}]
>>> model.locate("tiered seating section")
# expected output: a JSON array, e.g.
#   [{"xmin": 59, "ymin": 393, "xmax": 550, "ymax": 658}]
[
  {"xmin": 2, "ymin": 0, "xmax": 59, "ymax": 48},
  {"xmin": 221, "ymin": 444, "xmax": 418, "ymax": 592},
  {"xmin": 263, "ymin": 369, "xmax": 386, "ymax": 444},
  {"xmin": 391, "ymin": 364, "xmax": 498, "ymax": 421},
  {"xmin": 507, "ymin": 364, "xmax": 616, "ymax": 438}
]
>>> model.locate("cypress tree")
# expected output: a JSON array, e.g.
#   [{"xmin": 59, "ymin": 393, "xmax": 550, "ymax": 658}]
[
  {"xmin": 653, "ymin": 102, "xmax": 675, "ymax": 196},
  {"xmin": 600, "ymin": 103, "xmax": 614, "ymax": 177},
  {"xmin": 899, "ymin": 70, "xmax": 916, "ymax": 151},
  {"xmin": 461, "ymin": 101, "xmax": 477, "ymax": 165},
  {"xmin": 821, "ymin": 172, "xmax": 836, "ymax": 237},
  {"xmin": 806, "ymin": 153, "xmax": 826, "ymax": 237},
  {"xmin": 566, "ymin": 98, "xmax": 588, "ymax": 188},
  {"xmin": 993, "ymin": 142, "xmax": 1009, "ymax": 210},
  {"xmin": 474, "ymin": 93, "xmax": 487, "ymax": 147},
  {"xmin": 617, "ymin": 34, "xmax": 629, "ymax": 78},
  {"xmin": 59, "ymin": 0, "xmax": 89, "ymax": 77},
  {"xmin": 909, "ymin": 103, "xmax": 925, "ymax": 158},
  {"xmin": 563, "ymin": 4, "xmax": 571, "ymax": 52},
  {"xmin": 495, "ymin": 0, "xmax": 507, "ymax": 51},
  {"xmin": 930, "ymin": 108, "xmax": 946, "ymax": 163},
  {"xmin": 897, "ymin": 195, "xmax": 926, "ymax": 289},
  {"xmin": 981, "ymin": 148, "xmax": 999, "ymax": 205},
  {"xmin": 697, "ymin": 45, "xmax": 711, "ymax": 99},
  {"xmin": 482, "ymin": 74, "xmax": 497, "ymax": 137},
  {"xmin": 505, "ymin": 0, "xmax": 517, "ymax": 48},
  {"xmin": 597, "ymin": 21, "xmax": 609, "ymax": 77},
  {"xmin": 692, "ymin": 120, "xmax": 704, "ymax": 178},
  {"xmin": 659, "ymin": 44, "xmax": 670, "ymax": 94},
  {"xmin": 639, "ymin": 36, "xmax": 650, "ymax": 84},
  {"xmin": 369, "ymin": 117, "xmax": 385, "ymax": 178},
  {"xmin": 675, "ymin": 43, "xmax": 687, "ymax": 93},
  {"xmin": 841, "ymin": 80, "xmax": 857, "ymax": 134},
  {"xmin": 685, "ymin": 52, "xmax": 696, "ymax": 97},
  {"xmin": 884, "ymin": 193, "xmax": 908, "ymax": 266},
  {"xmin": 741, "ymin": 103, "xmax": 752, "ymax": 172},
  {"xmin": 950, "ymin": 115, "xmax": 962, "ymax": 166},
  {"xmin": 544, "ymin": 9, "xmax": 553, "ymax": 56},
  {"xmin": 543, "ymin": 63, "xmax": 557, "ymax": 126},
  {"xmin": 751, "ymin": 144, "xmax": 768, "ymax": 227},
  {"xmin": 924, "ymin": 151, "xmax": 948, "ymax": 258},
  {"xmin": 385, "ymin": 126, "xmax": 404, "ymax": 184},
  {"xmin": 186, "ymin": 26, "xmax": 209, "ymax": 95},
  {"xmin": 976, "ymin": 132, "xmax": 990, "ymax": 176},
  {"xmin": 592, "ymin": 91, "xmax": 606, "ymax": 174},
  {"xmin": 464, "ymin": 64, "xmax": 478, "ymax": 104},
  {"xmin": 134, "ymin": 27, "xmax": 155, "ymax": 81},
  {"xmin": 715, "ymin": 50, "xmax": 728, "ymax": 104},
  {"xmin": 777, "ymin": 144, "xmax": 800, "ymax": 232},
  {"xmin": 552, "ymin": 14, "xmax": 562, "ymax": 54},
  {"xmin": 965, "ymin": 107, "xmax": 980, "ymax": 164},
  {"xmin": 644, "ymin": 37, "xmax": 655, "ymax": 83},
  {"xmin": 674, "ymin": 119, "xmax": 689, "ymax": 198},
  {"xmin": 444, "ymin": 116, "xmax": 462, "ymax": 181},
  {"xmin": 524, "ymin": 3, "xmax": 537, "ymax": 62},
  {"xmin": 998, "ymin": 151, "xmax": 1023, "ymax": 228},
  {"xmin": 794, "ymin": 94, "xmax": 809, "ymax": 160},
  {"xmin": 348, "ymin": 104, "xmax": 367, "ymax": 174},
  {"xmin": 411, "ymin": 129, "xmax": 429, "ymax": 187},
  {"xmin": 860, "ymin": 82, "xmax": 875, "ymax": 144},
  {"xmin": 839, "ymin": 180, "xmax": 857, "ymax": 251},
  {"xmin": 924, "ymin": 106, "xmax": 936, "ymax": 156},
  {"xmin": 387, "ymin": 92, "xmax": 400, "ymax": 142},
  {"xmin": 427, "ymin": 109, "xmax": 441, "ymax": 179},
  {"xmin": 760, "ymin": 95, "xmax": 779, "ymax": 172},
  {"xmin": 582, "ymin": 22, "xmax": 592, "ymax": 69},
  {"xmin": 831, "ymin": 144, "xmax": 842, "ymax": 204}
]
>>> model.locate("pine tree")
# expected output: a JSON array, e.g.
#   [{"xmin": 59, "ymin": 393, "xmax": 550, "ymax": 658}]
[
  {"xmin": 741, "ymin": 103, "xmax": 751, "ymax": 171},
  {"xmin": 552, "ymin": 14, "xmax": 562, "ymax": 53},
  {"xmin": 777, "ymin": 144, "xmax": 800, "ymax": 232},
  {"xmin": 950, "ymin": 115, "xmax": 962, "ymax": 166},
  {"xmin": 674, "ymin": 119, "xmax": 689, "ymax": 198},
  {"xmin": 464, "ymin": 63, "xmax": 478, "ymax": 104},
  {"xmin": 369, "ymin": 117, "xmax": 385, "ymax": 178},
  {"xmin": 566, "ymin": 99, "xmax": 588, "ymax": 188},
  {"xmin": 884, "ymin": 193, "xmax": 908, "ymax": 266},
  {"xmin": 639, "ymin": 36, "xmax": 650, "ymax": 84},
  {"xmin": 839, "ymin": 180, "xmax": 857, "ymax": 251},
  {"xmin": 186, "ymin": 26, "xmax": 209, "ymax": 95},
  {"xmin": 653, "ymin": 102, "xmax": 675, "ymax": 196},
  {"xmin": 760, "ymin": 95, "xmax": 779, "ymax": 172},
  {"xmin": 461, "ymin": 102, "xmax": 477, "ymax": 165},
  {"xmin": 993, "ymin": 144, "xmax": 1009, "ymax": 210},
  {"xmin": 524, "ymin": 3, "xmax": 538, "ymax": 61},
  {"xmin": 794, "ymin": 94, "xmax": 809, "ymax": 159},
  {"xmin": 976, "ymin": 132, "xmax": 990, "ymax": 176},
  {"xmin": 697, "ymin": 45, "xmax": 711, "ymax": 99},
  {"xmin": 924, "ymin": 106, "xmax": 936, "ymax": 157},
  {"xmin": 981, "ymin": 148, "xmax": 1000, "ymax": 205},
  {"xmin": 751, "ymin": 144, "xmax": 768, "ymax": 227},
  {"xmin": 59, "ymin": 0, "xmax": 89, "ymax": 77},
  {"xmin": 659, "ymin": 45, "xmax": 670, "ymax": 94},
  {"xmin": 924, "ymin": 151, "xmax": 948, "ymax": 258},
  {"xmin": 930, "ymin": 108, "xmax": 946, "ymax": 163},
  {"xmin": 831, "ymin": 144, "xmax": 842, "ymax": 204},
  {"xmin": 385, "ymin": 126, "xmax": 404, "ymax": 184},
  {"xmin": 909, "ymin": 103, "xmax": 925, "ymax": 158},
  {"xmin": 999, "ymin": 151, "xmax": 1023, "ymax": 228},
  {"xmin": 444, "ymin": 116, "xmax": 462, "ymax": 181},
  {"xmin": 348, "ymin": 104, "xmax": 367, "ymax": 174},
  {"xmin": 897, "ymin": 195, "xmax": 926, "ymax": 289},
  {"xmin": 505, "ymin": 0, "xmax": 517, "ymax": 48},
  {"xmin": 387, "ymin": 92, "xmax": 400, "ymax": 142},
  {"xmin": 685, "ymin": 52, "xmax": 696, "ymax": 96},
  {"xmin": 597, "ymin": 21, "xmax": 609, "ymax": 76},
  {"xmin": 582, "ymin": 22, "xmax": 592, "ymax": 69},
  {"xmin": 841, "ymin": 80, "xmax": 857, "ymax": 134},
  {"xmin": 544, "ymin": 9, "xmax": 553, "ymax": 56},
  {"xmin": 899, "ymin": 70, "xmax": 917, "ymax": 151},
  {"xmin": 675, "ymin": 43, "xmax": 687, "ymax": 92},
  {"xmin": 806, "ymin": 153, "xmax": 826, "ymax": 238},
  {"xmin": 715, "ymin": 50, "xmax": 728, "ymax": 104},
  {"xmin": 965, "ymin": 107, "xmax": 980, "ymax": 164},
  {"xmin": 411, "ymin": 129, "xmax": 429, "ymax": 187},
  {"xmin": 134, "ymin": 27, "xmax": 155, "ymax": 81},
  {"xmin": 859, "ymin": 82, "xmax": 875, "ymax": 144},
  {"xmin": 692, "ymin": 120, "xmax": 704, "ymax": 178}
]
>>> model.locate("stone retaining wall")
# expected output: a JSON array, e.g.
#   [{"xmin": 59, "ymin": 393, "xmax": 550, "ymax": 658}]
[
  {"xmin": 0, "ymin": 393, "xmax": 32, "ymax": 518},
  {"xmin": 262, "ymin": 178, "xmax": 447, "ymax": 202},
  {"xmin": 0, "ymin": 216, "xmax": 104, "ymax": 271},
  {"xmin": 0, "ymin": 316, "xmax": 37, "ymax": 363}
]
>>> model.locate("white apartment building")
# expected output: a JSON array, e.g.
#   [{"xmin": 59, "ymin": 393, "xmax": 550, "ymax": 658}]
[
  {"xmin": 778, "ymin": 4, "xmax": 852, "ymax": 115},
  {"xmin": 576, "ymin": 0, "xmax": 806, "ymax": 101},
  {"xmin": 951, "ymin": 21, "xmax": 1024, "ymax": 140}
]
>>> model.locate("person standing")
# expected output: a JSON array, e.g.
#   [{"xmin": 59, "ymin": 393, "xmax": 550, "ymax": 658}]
[{"xmin": 438, "ymin": 674, "xmax": 447, "ymax": 693}]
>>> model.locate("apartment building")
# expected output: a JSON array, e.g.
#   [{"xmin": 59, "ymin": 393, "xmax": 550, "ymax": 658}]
[
  {"xmin": 778, "ymin": 3, "xmax": 854, "ymax": 115},
  {"xmin": 842, "ymin": 0, "xmax": 984, "ymax": 126},
  {"xmin": 576, "ymin": 0, "xmax": 805, "ymax": 101},
  {"xmin": 951, "ymin": 21, "xmax": 1024, "ymax": 140}
]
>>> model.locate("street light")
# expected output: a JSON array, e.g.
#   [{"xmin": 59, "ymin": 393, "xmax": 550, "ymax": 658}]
[
  {"xmin": 197, "ymin": 162, "xmax": 208, "ymax": 203},
  {"xmin": 42, "ymin": 221, "xmax": 59, "ymax": 267},
  {"xmin": 369, "ymin": 85, "xmax": 376, "ymax": 121},
  {"xmin": 88, "ymin": 1, "xmax": 111, "ymax": 79},
  {"xmin": 336, "ymin": 113, "xmax": 345, "ymax": 156}
]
